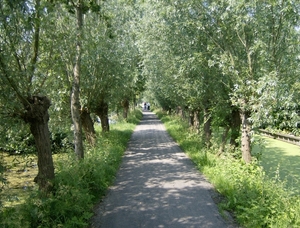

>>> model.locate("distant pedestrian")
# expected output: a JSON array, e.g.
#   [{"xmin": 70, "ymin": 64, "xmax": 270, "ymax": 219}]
[
  {"xmin": 144, "ymin": 102, "xmax": 147, "ymax": 110},
  {"xmin": 147, "ymin": 102, "xmax": 150, "ymax": 110}
]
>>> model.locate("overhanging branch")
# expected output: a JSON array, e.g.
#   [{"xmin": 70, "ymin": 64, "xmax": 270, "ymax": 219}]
[{"xmin": 0, "ymin": 53, "xmax": 30, "ymax": 107}]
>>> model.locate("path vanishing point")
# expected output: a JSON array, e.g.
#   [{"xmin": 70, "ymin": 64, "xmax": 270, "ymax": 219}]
[{"xmin": 91, "ymin": 111, "xmax": 236, "ymax": 228}]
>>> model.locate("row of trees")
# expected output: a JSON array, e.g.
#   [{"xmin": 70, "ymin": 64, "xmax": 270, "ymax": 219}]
[
  {"xmin": 1, "ymin": 0, "xmax": 300, "ymax": 193},
  {"xmin": 133, "ymin": 0, "xmax": 300, "ymax": 162},
  {"xmin": 0, "ymin": 0, "xmax": 145, "ymax": 193}
]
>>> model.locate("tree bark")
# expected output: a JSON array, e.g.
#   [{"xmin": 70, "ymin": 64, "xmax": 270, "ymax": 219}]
[
  {"xmin": 176, "ymin": 106, "xmax": 184, "ymax": 118},
  {"xmin": 1, "ymin": 0, "xmax": 55, "ymax": 194},
  {"xmin": 189, "ymin": 110, "xmax": 194, "ymax": 127},
  {"xmin": 218, "ymin": 126, "xmax": 230, "ymax": 156},
  {"xmin": 95, "ymin": 100, "xmax": 110, "ymax": 132},
  {"xmin": 133, "ymin": 96, "xmax": 136, "ymax": 110},
  {"xmin": 193, "ymin": 110, "xmax": 200, "ymax": 133},
  {"xmin": 203, "ymin": 107, "xmax": 212, "ymax": 148},
  {"xmin": 81, "ymin": 108, "xmax": 96, "ymax": 146},
  {"xmin": 71, "ymin": 1, "xmax": 84, "ymax": 159},
  {"xmin": 22, "ymin": 96, "xmax": 54, "ymax": 193},
  {"xmin": 230, "ymin": 108, "xmax": 241, "ymax": 148},
  {"xmin": 122, "ymin": 98, "xmax": 129, "ymax": 119},
  {"xmin": 240, "ymin": 110, "xmax": 252, "ymax": 163}
]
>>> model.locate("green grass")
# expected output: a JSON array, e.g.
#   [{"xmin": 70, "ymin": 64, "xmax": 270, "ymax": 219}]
[
  {"xmin": 155, "ymin": 109, "xmax": 300, "ymax": 228},
  {"xmin": 0, "ymin": 109, "xmax": 142, "ymax": 228}
]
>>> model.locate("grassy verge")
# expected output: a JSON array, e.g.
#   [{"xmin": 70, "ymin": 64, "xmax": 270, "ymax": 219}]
[
  {"xmin": 156, "ymin": 110, "xmax": 300, "ymax": 228},
  {"xmin": 0, "ymin": 109, "xmax": 142, "ymax": 228}
]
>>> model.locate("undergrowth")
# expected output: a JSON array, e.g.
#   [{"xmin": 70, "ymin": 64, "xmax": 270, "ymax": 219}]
[
  {"xmin": 0, "ymin": 109, "xmax": 142, "ymax": 228},
  {"xmin": 156, "ymin": 109, "xmax": 300, "ymax": 228}
]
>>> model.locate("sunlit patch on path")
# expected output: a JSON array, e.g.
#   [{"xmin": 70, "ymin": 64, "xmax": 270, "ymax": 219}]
[{"xmin": 91, "ymin": 112, "xmax": 234, "ymax": 228}]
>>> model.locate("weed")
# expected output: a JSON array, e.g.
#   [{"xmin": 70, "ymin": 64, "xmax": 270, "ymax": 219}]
[
  {"xmin": 0, "ymin": 110, "xmax": 142, "ymax": 228},
  {"xmin": 156, "ymin": 110, "xmax": 300, "ymax": 228}
]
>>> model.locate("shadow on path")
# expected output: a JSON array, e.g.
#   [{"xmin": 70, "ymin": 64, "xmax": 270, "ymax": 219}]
[{"xmin": 91, "ymin": 112, "xmax": 234, "ymax": 228}]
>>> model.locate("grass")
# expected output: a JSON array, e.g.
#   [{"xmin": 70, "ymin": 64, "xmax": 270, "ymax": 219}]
[
  {"xmin": 155, "ymin": 109, "xmax": 300, "ymax": 228},
  {"xmin": 0, "ymin": 109, "xmax": 142, "ymax": 228}
]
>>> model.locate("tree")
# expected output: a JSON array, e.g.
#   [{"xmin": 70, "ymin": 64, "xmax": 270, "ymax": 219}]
[
  {"xmin": 133, "ymin": 0, "xmax": 299, "ymax": 162},
  {"xmin": 80, "ymin": 6, "xmax": 121, "ymax": 133},
  {"xmin": 57, "ymin": 0, "xmax": 104, "ymax": 149},
  {"xmin": 79, "ymin": 0, "xmax": 143, "ymax": 130},
  {"xmin": 71, "ymin": 0, "xmax": 84, "ymax": 158},
  {"xmin": 135, "ymin": 0, "xmax": 225, "ymax": 147},
  {"xmin": 0, "ymin": 0, "xmax": 55, "ymax": 193},
  {"xmin": 202, "ymin": 0, "xmax": 299, "ymax": 162}
]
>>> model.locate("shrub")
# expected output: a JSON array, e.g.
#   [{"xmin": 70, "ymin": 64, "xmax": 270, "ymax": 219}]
[
  {"xmin": 124, "ymin": 109, "xmax": 142, "ymax": 124},
  {"xmin": 156, "ymin": 110, "xmax": 300, "ymax": 228},
  {"xmin": 0, "ymin": 110, "xmax": 142, "ymax": 227},
  {"xmin": 206, "ymin": 158, "xmax": 300, "ymax": 227}
]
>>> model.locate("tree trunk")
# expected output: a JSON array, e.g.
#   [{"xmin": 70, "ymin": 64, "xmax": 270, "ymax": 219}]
[
  {"xmin": 218, "ymin": 126, "xmax": 230, "ymax": 156},
  {"xmin": 81, "ymin": 108, "xmax": 96, "ymax": 146},
  {"xmin": 133, "ymin": 96, "xmax": 136, "ymax": 110},
  {"xmin": 203, "ymin": 107, "xmax": 212, "ymax": 148},
  {"xmin": 240, "ymin": 110, "xmax": 252, "ymax": 163},
  {"xmin": 22, "ymin": 96, "xmax": 54, "ymax": 193},
  {"xmin": 189, "ymin": 110, "xmax": 194, "ymax": 127},
  {"xmin": 193, "ymin": 110, "xmax": 200, "ymax": 133},
  {"xmin": 122, "ymin": 99, "xmax": 129, "ymax": 119},
  {"xmin": 230, "ymin": 108, "xmax": 241, "ymax": 148},
  {"xmin": 176, "ymin": 106, "xmax": 184, "ymax": 119},
  {"xmin": 71, "ymin": 1, "xmax": 84, "ymax": 159},
  {"xmin": 0, "ymin": 0, "xmax": 55, "ymax": 194},
  {"xmin": 96, "ymin": 100, "xmax": 110, "ymax": 132},
  {"xmin": 177, "ymin": 106, "xmax": 185, "ymax": 120}
]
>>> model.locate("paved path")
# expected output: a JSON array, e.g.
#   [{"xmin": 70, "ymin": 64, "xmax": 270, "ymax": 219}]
[{"xmin": 91, "ymin": 111, "xmax": 233, "ymax": 228}]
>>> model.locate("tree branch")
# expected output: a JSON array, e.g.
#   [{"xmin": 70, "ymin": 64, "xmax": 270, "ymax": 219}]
[
  {"xmin": 28, "ymin": 0, "xmax": 41, "ymax": 93},
  {"xmin": 0, "ymin": 53, "xmax": 30, "ymax": 107}
]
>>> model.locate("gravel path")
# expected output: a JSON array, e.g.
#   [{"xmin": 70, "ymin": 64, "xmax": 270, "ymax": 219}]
[{"xmin": 91, "ymin": 111, "xmax": 234, "ymax": 228}]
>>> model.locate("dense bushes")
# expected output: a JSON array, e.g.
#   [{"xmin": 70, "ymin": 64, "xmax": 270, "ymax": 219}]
[
  {"xmin": 0, "ymin": 126, "xmax": 73, "ymax": 155},
  {"xmin": 156, "ymin": 110, "xmax": 300, "ymax": 228},
  {"xmin": 205, "ymin": 158, "xmax": 300, "ymax": 227},
  {"xmin": 0, "ymin": 109, "xmax": 142, "ymax": 228},
  {"xmin": 126, "ymin": 108, "xmax": 143, "ymax": 124}
]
